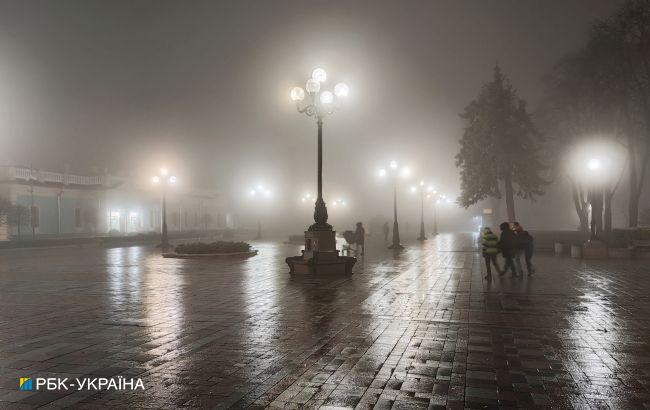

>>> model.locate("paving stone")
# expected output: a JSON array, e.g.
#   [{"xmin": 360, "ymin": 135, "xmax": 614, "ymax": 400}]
[{"xmin": 0, "ymin": 234, "xmax": 649, "ymax": 408}]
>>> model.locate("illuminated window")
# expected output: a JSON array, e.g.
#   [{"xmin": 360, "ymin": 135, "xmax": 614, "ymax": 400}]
[{"xmin": 109, "ymin": 211, "xmax": 120, "ymax": 231}]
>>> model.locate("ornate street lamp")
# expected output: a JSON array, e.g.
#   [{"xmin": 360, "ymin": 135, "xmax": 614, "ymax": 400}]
[
  {"xmin": 290, "ymin": 69, "xmax": 348, "ymax": 231},
  {"xmin": 379, "ymin": 161, "xmax": 410, "ymax": 250},
  {"xmin": 152, "ymin": 168, "xmax": 176, "ymax": 249},
  {"xmin": 286, "ymin": 68, "xmax": 356, "ymax": 274},
  {"xmin": 411, "ymin": 181, "xmax": 434, "ymax": 241}
]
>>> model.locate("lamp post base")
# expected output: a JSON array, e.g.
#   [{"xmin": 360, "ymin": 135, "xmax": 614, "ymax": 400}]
[
  {"xmin": 582, "ymin": 239, "xmax": 607, "ymax": 259},
  {"xmin": 286, "ymin": 228, "xmax": 356, "ymax": 275},
  {"xmin": 388, "ymin": 243, "xmax": 404, "ymax": 250}
]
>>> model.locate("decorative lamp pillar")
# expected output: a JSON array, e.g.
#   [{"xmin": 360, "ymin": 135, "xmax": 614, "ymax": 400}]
[
  {"xmin": 379, "ymin": 161, "xmax": 410, "ymax": 249},
  {"xmin": 285, "ymin": 68, "xmax": 355, "ymax": 274}
]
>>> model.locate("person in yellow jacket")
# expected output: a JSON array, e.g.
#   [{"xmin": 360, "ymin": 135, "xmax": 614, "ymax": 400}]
[{"xmin": 481, "ymin": 227, "xmax": 501, "ymax": 279}]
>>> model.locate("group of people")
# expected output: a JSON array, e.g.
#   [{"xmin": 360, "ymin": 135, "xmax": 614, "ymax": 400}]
[{"xmin": 480, "ymin": 221, "xmax": 535, "ymax": 279}]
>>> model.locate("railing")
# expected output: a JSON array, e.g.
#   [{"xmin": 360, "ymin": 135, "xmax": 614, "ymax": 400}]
[{"xmin": 12, "ymin": 167, "xmax": 103, "ymax": 186}]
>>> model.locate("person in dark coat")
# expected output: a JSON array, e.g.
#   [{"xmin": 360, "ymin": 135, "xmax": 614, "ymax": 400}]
[
  {"xmin": 480, "ymin": 227, "xmax": 500, "ymax": 279},
  {"xmin": 498, "ymin": 222, "xmax": 518, "ymax": 277},
  {"xmin": 355, "ymin": 222, "xmax": 365, "ymax": 256},
  {"xmin": 382, "ymin": 222, "xmax": 390, "ymax": 243},
  {"xmin": 513, "ymin": 222, "xmax": 535, "ymax": 275}
]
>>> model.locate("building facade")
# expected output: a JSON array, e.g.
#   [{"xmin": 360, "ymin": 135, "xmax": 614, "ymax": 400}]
[{"xmin": 0, "ymin": 166, "xmax": 229, "ymax": 239}]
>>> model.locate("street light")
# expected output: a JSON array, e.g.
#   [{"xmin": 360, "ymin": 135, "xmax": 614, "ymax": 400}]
[
  {"xmin": 286, "ymin": 67, "xmax": 356, "ymax": 275},
  {"xmin": 379, "ymin": 160, "xmax": 410, "ymax": 249},
  {"xmin": 249, "ymin": 184, "xmax": 272, "ymax": 240},
  {"xmin": 410, "ymin": 181, "xmax": 434, "ymax": 241},
  {"xmin": 152, "ymin": 169, "xmax": 177, "ymax": 249},
  {"xmin": 428, "ymin": 191, "xmax": 450, "ymax": 236},
  {"xmin": 290, "ymin": 67, "xmax": 349, "ymax": 231}
]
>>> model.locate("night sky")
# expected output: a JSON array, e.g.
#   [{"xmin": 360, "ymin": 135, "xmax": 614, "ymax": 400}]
[{"xmin": 0, "ymin": 0, "xmax": 624, "ymax": 222}]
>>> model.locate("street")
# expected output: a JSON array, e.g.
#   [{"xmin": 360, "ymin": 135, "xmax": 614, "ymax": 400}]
[{"xmin": 0, "ymin": 234, "xmax": 649, "ymax": 408}]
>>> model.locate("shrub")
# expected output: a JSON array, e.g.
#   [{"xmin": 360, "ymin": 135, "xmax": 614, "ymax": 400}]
[{"xmin": 174, "ymin": 241, "xmax": 251, "ymax": 254}]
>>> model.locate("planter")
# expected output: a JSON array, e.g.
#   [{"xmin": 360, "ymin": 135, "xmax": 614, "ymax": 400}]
[
  {"xmin": 608, "ymin": 247, "xmax": 633, "ymax": 259},
  {"xmin": 162, "ymin": 250, "xmax": 258, "ymax": 259},
  {"xmin": 554, "ymin": 242, "xmax": 569, "ymax": 255},
  {"xmin": 570, "ymin": 244, "xmax": 582, "ymax": 259}
]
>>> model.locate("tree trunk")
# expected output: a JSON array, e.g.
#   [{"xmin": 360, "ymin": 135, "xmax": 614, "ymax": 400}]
[
  {"xmin": 604, "ymin": 189, "xmax": 613, "ymax": 234},
  {"xmin": 628, "ymin": 135, "xmax": 640, "ymax": 228},
  {"xmin": 590, "ymin": 189, "xmax": 604, "ymax": 238},
  {"xmin": 504, "ymin": 173, "xmax": 516, "ymax": 222},
  {"xmin": 571, "ymin": 180, "xmax": 589, "ymax": 232}
]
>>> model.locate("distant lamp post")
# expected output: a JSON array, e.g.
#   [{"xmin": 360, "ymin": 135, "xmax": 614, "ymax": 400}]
[
  {"xmin": 411, "ymin": 181, "xmax": 433, "ymax": 241},
  {"xmin": 152, "ymin": 168, "xmax": 177, "ymax": 249},
  {"xmin": 429, "ymin": 192, "xmax": 449, "ymax": 236},
  {"xmin": 379, "ymin": 161, "xmax": 410, "ymax": 249},
  {"xmin": 249, "ymin": 185, "xmax": 272, "ymax": 240},
  {"xmin": 286, "ymin": 68, "xmax": 356, "ymax": 274}
]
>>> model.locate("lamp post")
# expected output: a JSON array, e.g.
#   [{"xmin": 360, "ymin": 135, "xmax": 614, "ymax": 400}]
[
  {"xmin": 249, "ymin": 185, "xmax": 272, "ymax": 240},
  {"xmin": 286, "ymin": 68, "xmax": 356, "ymax": 274},
  {"xmin": 152, "ymin": 168, "xmax": 176, "ymax": 249},
  {"xmin": 411, "ymin": 181, "xmax": 434, "ymax": 241},
  {"xmin": 379, "ymin": 161, "xmax": 410, "ymax": 249},
  {"xmin": 290, "ymin": 68, "xmax": 348, "ymax": 231},
  {"xmin": 429, "ymin": 192, "xmax": 450, "ymax": 236}
]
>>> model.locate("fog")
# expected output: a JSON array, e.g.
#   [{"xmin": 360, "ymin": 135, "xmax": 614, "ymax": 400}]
[{"xmin": 0, "ymin": 0, "xmax": 627, "ymax": 234}]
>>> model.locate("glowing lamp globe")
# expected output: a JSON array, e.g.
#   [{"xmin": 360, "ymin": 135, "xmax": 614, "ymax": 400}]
[
  {"xmin": 587, "ymin": 158, "xmax": 601, "ymax": 171},
  {"xmin": 306, "ymin": 78, "xmax": 320, "ymax": 93},
  {"xmin": 152, "ymin": 176, "xmax": 160, "ymax": 184},
  {"xmin": 320, "ymin": 91, "xmax": 334, "ymax": 104},
  {"xmin": 311, "ymin": 67, "xmax": 327, "ymax": 83},
  {"xmin": 169, "ymin": 176, "xmax": 177, "ymax": 184},
  {"xmin": 290, "ymin": 87, "xmax": 305, "ymax": 102},
  {"xmin": 334, "ymin": 82, "xmax": 349, "ymax": 97},
  {"xmin": 389, "ymin": 160, "xmax": 398, "ymax": 169}
]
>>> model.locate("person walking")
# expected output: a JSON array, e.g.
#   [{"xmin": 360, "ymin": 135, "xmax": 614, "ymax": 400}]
[
  {"xmin": 498, "ymin": 222, "xmax": 518, "ymax": 277},
  {"xmin": 513, "ymin": 222, "xmax": 535, "ymax": 275},
  {"xmin": 480, "ymin": 227, "xmax": 500, "ymax": 279},
  {"xmin": 382, "ymin": 222, "xmax": 390, "ymax": 243},
  {"xmin": 355, "ymin": 222, "xmax": 365, "ymax": 256}
]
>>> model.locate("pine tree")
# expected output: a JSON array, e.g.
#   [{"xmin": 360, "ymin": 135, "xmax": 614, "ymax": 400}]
[{"xmin": 456, "ymin": 66, "xmax": 547, "ymax": 221}]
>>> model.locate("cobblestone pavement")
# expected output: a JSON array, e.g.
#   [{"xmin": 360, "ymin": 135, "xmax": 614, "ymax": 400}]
[{"xmin": 1, "ymin": 233, "xmax": 650, "ymax": 409}]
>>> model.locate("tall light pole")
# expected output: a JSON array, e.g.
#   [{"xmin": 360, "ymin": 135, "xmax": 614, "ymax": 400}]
[
  {"xmin": 291, "ymin": 69, "xmax": 348, "ymax": 231},
  {"xmin": 249, "ymin": 185, "xmax": 272, "ymax": 240},
  {"xmin": 411, "ymin": 182, "xmax": 434, "ymax": 241},
  {"xmin": 152, "ymin": 168, "xmax": 176, "ymax": 249},
  {"xmin": 430, "ymin": 192, "xmax": 450, "ymax": 236},
  {"xmin": 379, "ymin": 161, "xmax": 410, "ymax": 249},
  {"xmin": 286, "ymin": 68, "xmax": 356, "ymax": 274}
]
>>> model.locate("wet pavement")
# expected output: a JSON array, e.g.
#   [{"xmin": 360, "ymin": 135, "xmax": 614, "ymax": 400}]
[{"xmin": 1, "ymin": 233, "xmax": 650, "ymax": 409}]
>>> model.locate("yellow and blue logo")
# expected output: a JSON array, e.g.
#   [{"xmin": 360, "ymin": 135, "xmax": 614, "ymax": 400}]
[{"xmin": 19, "ymin": 378, "xmax": 32, "ymax": 391}]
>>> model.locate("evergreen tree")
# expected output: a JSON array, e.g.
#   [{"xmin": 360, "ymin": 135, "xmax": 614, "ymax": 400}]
[{"xmin": 456, "ymin": 66, "xmax": 547, "ymax": 221}]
